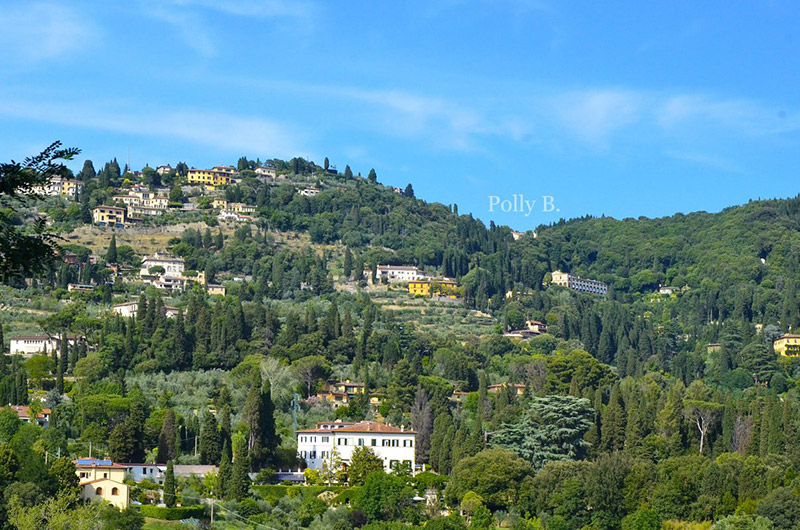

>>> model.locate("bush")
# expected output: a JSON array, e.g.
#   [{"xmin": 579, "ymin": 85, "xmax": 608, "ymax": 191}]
[{"xmin": 137, "ymin": 504, "xmax": 206, "ymax": 520}]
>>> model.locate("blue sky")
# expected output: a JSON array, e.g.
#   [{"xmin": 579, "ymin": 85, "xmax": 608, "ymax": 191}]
[{"xmin": 1, "ymin": 1, "xmax": 799, "ymax": 230}]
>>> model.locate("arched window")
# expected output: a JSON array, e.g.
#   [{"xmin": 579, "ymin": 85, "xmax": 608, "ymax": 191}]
[
  {"xmin": 112, "ymin": 487, "xmax": 119, "ymax": 496},
  {"xmin": 95, "ymin": 487, "xmax": 103, "ymax": 495}
]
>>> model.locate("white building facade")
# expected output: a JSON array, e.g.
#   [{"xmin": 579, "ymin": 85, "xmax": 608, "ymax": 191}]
[
  {"xmin": 367, "ymin": 265, "xmax": 427, "ymax": 284},
  {"xmin": 297, "ymin": 421, "xmax": 415, "ymax": 474},
  {"xmin": 140, "ymin": 253, "xmax": 185, "ymax": 278},
  {"xmin": 8, "ymin": 335, "xmax": 83, "ymax": 356}
]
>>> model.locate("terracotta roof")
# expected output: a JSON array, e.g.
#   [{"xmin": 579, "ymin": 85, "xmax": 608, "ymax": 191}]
[
  {"xmin": 80, "ymin": 478, "xmax": 126, "ymax": 486},
  {"xmin": 778, "ymin": 334, "xmax": 800, "ymax": 339},
  {"xmin": 298, "ymin": 421, "xmax": 414, "ymax": 434},
  {"xmin": 9, "ymin": 405, "xmax": 51, "ymax": 419}
]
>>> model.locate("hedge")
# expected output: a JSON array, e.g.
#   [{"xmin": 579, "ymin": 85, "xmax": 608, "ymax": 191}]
[{"xmin": 138, "ymin": 505, "xmax": 206, "ymax": 520}]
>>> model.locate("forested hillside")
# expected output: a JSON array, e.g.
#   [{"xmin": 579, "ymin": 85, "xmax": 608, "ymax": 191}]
[{"xmin": 2, "ymin": 148, "xmax": 800, "ymax": 529}]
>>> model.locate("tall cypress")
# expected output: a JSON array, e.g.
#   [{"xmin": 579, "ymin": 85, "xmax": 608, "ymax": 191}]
[
  {"xmin": 158, "ymin": 409, "xmax": 178, "ymax": 463},
  {"xmin": 230, "ymin": 435, "xmax": 250, "ymax": 500},
  {"xmin": 106, "ymin": 234, "xmax": 117, "ymax": 264},
  {"xmin": 163, "ymin": 460, "xmax": 176, "ymax": 507},
  {"xmin": 199, "ymin": 411, "xmax": 221, "ymax": 465},
  {"xmin": 219, "ymin": 440, "xmax": 232, "ymax": 499},
  {"xmin": 602, "ymin": 384, "xmax": 627, "ymax": 452}
]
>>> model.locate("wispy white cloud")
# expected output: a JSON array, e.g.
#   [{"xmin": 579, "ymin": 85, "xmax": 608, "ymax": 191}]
[
  {"xmin": 0, "ymin": 3, "xmax": 94, "ymax": 64},
  {"xmin": 550, "ymin": 89, "xmax": 644, "ymax": 147},
  {"xmin": 665, "ymin": 150, "xmax": 744, "ymax": 174},
  {"xmin": 656, "ymin": 95, "xmax": 800, "ymax": 136},
  {"xmin": 0, "ymin": 97, "xmax": 305, "ymax": 157},
  {"xmin": 141, "ymin": 0, "xmax": 314, "ymax": 57},
  {"xmin": 159, "ymin": 0, "xmax": 313, "ymax": 18}
]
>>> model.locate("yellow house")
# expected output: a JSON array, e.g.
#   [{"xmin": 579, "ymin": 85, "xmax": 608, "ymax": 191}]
[
  {"xmin": 92, "ymin": 206, "xmax": 127, "ymax": 228},
  {"xmin": 207, "ymin": 283, "xmax": 226, "ymax": 296},
  {"xmin": 187, "ymin": 166, "xmax": 236, "ymax": 187},
  {"xmin": 212, "ymin": 198, "xmax": 229, "ymax": 209},
  {"xmin": 408, "ymin": 280, "xmax": 458, "ymax": 298},
  {"xmin": 774, "ymin": 334, "xmax": 800, "ymax": 356},
  {"xmin": 74, "ymin": 459, "xmax": 130, "ymax": 509}
]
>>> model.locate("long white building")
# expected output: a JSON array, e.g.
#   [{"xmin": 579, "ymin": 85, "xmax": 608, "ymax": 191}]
[
  {"xmin": 297, "ymin": 421, "xmax": 415, "ymax": 474},
  {"xmin": 551, "ymin": 270, "xmax": 608, "ymax": 295},
  {"xmin": 366, "ymin": 265, "xmax": 427, "ymax": 284}
]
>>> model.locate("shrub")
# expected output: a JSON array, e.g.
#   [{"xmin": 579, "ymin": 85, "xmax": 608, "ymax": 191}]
[{"xmin": 137, "ymin": 505, "xmax": 206, "ymax": 520}]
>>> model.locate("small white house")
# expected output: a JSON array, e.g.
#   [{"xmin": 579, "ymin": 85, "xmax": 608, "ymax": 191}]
[
  {"xmin": 112, "ymin": 301, "xmax": 180, "ymax": 319},
  {"xmin": 123, "ymin": 463, "xmax": 165, "ymax": 484},
  {"xmin": 297, "ymin": 421, "xmax": 416, "ymax": 474}
]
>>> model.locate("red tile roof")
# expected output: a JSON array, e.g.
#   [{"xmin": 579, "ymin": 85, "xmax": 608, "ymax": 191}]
[{"xmin": 297, "ymin": 421, "xmax": 414, "ymax": 434}]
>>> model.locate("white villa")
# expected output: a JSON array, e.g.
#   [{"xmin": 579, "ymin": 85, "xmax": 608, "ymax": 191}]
[
  {"xmin": 140, "ymin": 253, "xmax": 185, "ymax": 278},
  {"xmin": 366, "ymin": 265, "xmax": 427, "ymax": 284},
  {"xmin": 8, "ymin": 335, "xmax": 83, "ymax": 356},
  {"xmin": 297, "ymin": 420, "xmax": 416, "ymax": 474},
  {"xmin": 112, "ymin": 301, "xmax": 180, "ymax": 319}
]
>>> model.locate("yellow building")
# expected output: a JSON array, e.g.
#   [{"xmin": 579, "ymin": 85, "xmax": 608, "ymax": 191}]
[
  {"xmin": 207, "ymin": 283, "xmax": 226, "ymax": 296},
  {"xmin": 408, "ymin": 280, "xmax": 458, "ymax": 298},
  {"xmin": 92, "ymin": 206, "xmax": 127, "ymax": 227},
  {"xmin": 75, "ymin": 459, "xmax": 130, "ymax": 509},
  {"xmin": 187, "ymin": 166, "xmax": 236, "ymax": 187},
  {"xmin": 774, "ymin": 334, "xmax": 800, "ymax": 356},
  {"xmin": 212, "ymin": 198, "xmax": 229, "ymax": 209}
]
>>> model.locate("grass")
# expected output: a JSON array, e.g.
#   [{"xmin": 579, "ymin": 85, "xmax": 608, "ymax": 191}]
[{"xmin": 143, "ymin": 519, "xmax": 188, "ymax": 529}]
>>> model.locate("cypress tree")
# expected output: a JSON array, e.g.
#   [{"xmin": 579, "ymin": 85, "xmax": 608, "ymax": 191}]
[
  {"xmin": 158, "ymin": 409, "xmax": 178, "ymax": 463},
  {"xmin": 343, "ymin": 248, "xmax": 353, "ymax": 279},
  {"xmin": 602, "ymin": 384, "xmax": 627, "ymax": 452},
  {"xmin": 219, "ymin": 440, "xmax": 232, "ymax": 499},
  {"xmin": 199, "ymin": 410, "xmax": 220, "ymax": 465},
  {"xmin": 769, "ymin": 395, "xmax": 785, "ymax": 455},
  {"xmin": 106, "ymin": 234, "xmax": 117, "ymax": 264},
  {"xmin": 164, "ymin": 460, "xmax": 176, "ymax": 507},
  {"xmin": 230, "ymin": 435, "xmax": 250, "ymax": 500}
]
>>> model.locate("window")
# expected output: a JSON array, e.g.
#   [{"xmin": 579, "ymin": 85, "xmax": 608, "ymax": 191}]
[
  {"xmin": 358, "ymin": 438, "xmax": 365, "ymax": 446},
  {"xmin": 103, "ymin": 472, "xmax": 108, "ymax": 478},
  {"xmin": 95, "ymin": 487, "xmax": 103, "ymax": 495},
  {"xmin": 322, "ymin": 436, "xmax": 329, "ymax": 443},
  {"xmin": 112, "ymin": 487, "xmax": 119, "ymax": 496},
  {"xmin": 371, "ymin": 439, "xmax": 377, "ymax": 446}
]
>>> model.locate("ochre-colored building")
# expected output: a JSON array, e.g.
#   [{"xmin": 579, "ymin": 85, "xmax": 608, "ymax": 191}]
[
  {"xmin": 92, "ymin": 206, "xmax": 127, "ymax": 228},
  {"xmin": 774, "ymin": 334, "xmax": 800, "ymax": 356},
  {"xmin": 187, "ymin": 166, "xmax": 236, "ymax": 187},
  {"xmin": 74, "ymin": 459, "xmax": 130, "ymax": 509},
  {"xmin": 408, "ymin": 280, "xmax": 458, "ymax": 298}
]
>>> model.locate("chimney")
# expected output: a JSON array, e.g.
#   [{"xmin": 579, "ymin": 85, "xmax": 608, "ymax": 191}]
[{"xmin": 401, "ymin": 425, "xmax": 404, "ymax": 432}]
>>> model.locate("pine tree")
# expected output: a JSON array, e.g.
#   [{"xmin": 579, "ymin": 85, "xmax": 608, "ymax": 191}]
[
  {"xmin": 158, "ymin": 409, "xmax": 178, "ymax": 463},
  {"xmin": 106, "ymin": 234, "xmax": 117, "ymax": 264},
  {"xmin": 163, "ymin": 460, "xmax": 176, "ymax": 507},
  {"xmin": 403, "ymin": 183, "xmax": 414, "ymax": 197},
  {"xmin": 344, "ymin": 165, "xmax": 353, "ymax": 179},
  {"xmin": 367, "ymin": 168, "xmax": 377, "ymax": 183}
]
